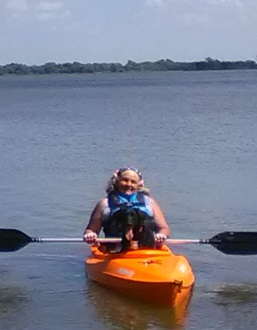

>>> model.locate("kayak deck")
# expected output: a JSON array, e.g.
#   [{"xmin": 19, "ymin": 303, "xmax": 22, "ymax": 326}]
[{"xmin": 85, "ymin": 244, "xmax": 194, "ymax": 306}]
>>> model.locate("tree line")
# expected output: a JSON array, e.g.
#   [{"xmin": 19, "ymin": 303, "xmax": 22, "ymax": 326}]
[{"xmin": 0, "ymin": 58, "xmax": 256, "ymax": 75}]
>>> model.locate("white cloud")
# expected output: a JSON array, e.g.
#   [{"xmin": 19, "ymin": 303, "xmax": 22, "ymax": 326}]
[
  {"xmin": 36, "ymin": 1, "xmax": 64, "ymax": 11},
  {"xmin": 183, "ymin": 12, "xmax": 210, "ymax": 26},
  {"xmin": 145, "ymin": 0, "xmax": 165, "ymax": 7},
  {"xmin": 5, "ymin": 0, "xmax": 29, "ymax": 18},
  {"xmin": 4, "ymin": 0, "xmax": 71, "ymax": 21},
  {"xmin": 5, "ymin": 0, "xmax": 29, "ymax": 12},
  {"xmin": 34, "ymin": 2, "xmax": 71, "ymax": 21},
  {"xmin": 209, "ymin": 0, "xmax": 242, "ymax": 4},
  {"xmin": 145, "ymin": 0, "xmax": 244, "ymax": 8},
  {"xmin": 147, "ymin": 0, "xmax": 254, "ymax": 26}
]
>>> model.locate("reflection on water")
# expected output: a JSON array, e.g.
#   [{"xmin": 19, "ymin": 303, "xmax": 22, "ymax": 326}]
[
  {"xmin": 0, "ymin": 285, "xmax": 28, "ymax": 312},
  {"xmin": 213, "ymin": 283, "xmax": 257, "ymax": 305},
  {"xmin": 203, "ymin": 283, "xmax": 257, "ymax": 330},
  {"xmin": 0, "ymin": 284, "xmax": 29, "ymax": 328},
  {"xmin": 85, "ymin": 281, "xmax": 193, "ymax": 330}
]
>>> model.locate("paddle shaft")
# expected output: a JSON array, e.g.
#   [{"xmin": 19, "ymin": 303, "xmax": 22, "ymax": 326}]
[
  {"xmin": 29, "ymin": 237, "xmax": 203, "ymax": 244},
  {"xmin": 97, "ymin": 238, "xmax": 204, "ymax": 244}
]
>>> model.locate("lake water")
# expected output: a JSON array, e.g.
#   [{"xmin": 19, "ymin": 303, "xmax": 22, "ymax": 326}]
[{"xmin": 0, "ymin": 70, "xmax": 257, "ymax": 329}]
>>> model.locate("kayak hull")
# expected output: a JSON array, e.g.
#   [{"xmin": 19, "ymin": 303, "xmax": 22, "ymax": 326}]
[{"xmin": 85, "ymin": 245, "xmax": 194, "ymax": 306}]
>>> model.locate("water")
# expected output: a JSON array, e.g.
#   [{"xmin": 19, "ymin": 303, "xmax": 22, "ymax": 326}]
[{"xmin": 0, "ymin": 70, "xmax": 257, "ymax": 329}]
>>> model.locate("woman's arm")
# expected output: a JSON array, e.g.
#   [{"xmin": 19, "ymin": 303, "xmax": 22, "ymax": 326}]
[
  {"xmin": 84, "ymin": 198, "xmax": 106, "ymax": 235},
  {"xmin": 149, "ymin": 197, "xmax": 170, "ymax": 238}
]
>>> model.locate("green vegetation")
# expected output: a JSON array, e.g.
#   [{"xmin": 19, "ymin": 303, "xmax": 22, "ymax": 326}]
[{"xmin": 0, "ymin": 58, "xmax": 256, "ymax": 75}]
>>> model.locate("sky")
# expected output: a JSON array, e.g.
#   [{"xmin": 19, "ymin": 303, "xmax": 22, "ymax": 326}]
[{"xmin": 1, "ymin": 0, "xmax": 257, "ymax": 65}]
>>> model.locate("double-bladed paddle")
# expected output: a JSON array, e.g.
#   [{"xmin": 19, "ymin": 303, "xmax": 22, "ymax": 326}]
[{"xmin": 0, "ymin": 228, "xmax": 257, "ymax": 255}]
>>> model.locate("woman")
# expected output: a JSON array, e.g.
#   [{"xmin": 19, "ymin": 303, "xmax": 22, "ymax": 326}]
[{"xmin": 83, "ymin": 167, "xmax": 170, "ymax": 246}]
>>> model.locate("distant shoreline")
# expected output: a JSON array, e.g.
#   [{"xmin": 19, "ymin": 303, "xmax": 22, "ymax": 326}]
[{"xmin": 1, "ymin": 58, "xmax": 256, "ymax": 75}]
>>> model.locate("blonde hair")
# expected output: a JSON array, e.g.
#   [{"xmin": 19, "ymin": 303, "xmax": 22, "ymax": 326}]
[{"xmin": 106, "ymin": 168, "xmax": 150, "ymax": 196}]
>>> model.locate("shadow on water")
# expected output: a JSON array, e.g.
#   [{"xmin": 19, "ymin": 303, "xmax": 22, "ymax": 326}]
[{"xmin": 85, "ymin": 280, "xmax": 194, "ymax": 330}]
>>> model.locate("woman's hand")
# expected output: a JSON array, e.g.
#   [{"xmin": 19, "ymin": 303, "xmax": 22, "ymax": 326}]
[
  {"xmin": 84, "ymin": 232, "xmax": 98, "ymax": 244},
  {"xmin": 154, "ymin": 233, "xmax": 167, "ymax": 243}
]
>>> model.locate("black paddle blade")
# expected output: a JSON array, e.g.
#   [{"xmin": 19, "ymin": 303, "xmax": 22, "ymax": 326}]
[
  {"xmin": 0, "ymin": 229, "xmax": 32, "ymax": 252},
  {"xmin": 209, "ymin": 231, "xmax": 257, "ymax": 255}
]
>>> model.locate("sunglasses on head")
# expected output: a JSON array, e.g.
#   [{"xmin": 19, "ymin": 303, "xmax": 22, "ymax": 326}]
[{"xmin": 117, "ymin": 167, "xmax": 143, "ymax": 179}]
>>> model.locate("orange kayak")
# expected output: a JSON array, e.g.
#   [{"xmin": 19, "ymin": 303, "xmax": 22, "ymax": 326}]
[{"xmin": 85, "ymin": 244, "xmax": 194, "ymax": 306}]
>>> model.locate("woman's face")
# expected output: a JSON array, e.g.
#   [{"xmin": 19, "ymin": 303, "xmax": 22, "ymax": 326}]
[{"xmin": 116, "ymin": 170, "xmax": 140, "ymax": 195}]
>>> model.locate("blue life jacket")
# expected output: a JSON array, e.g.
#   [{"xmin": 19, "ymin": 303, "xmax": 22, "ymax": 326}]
[
  {"xmin": 108, "ymin": 191, "xmax": 151, "ymax": 217},
  {"xmin": 102, "ymin": 192, "xmax": 154, "ymax": 237}
]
